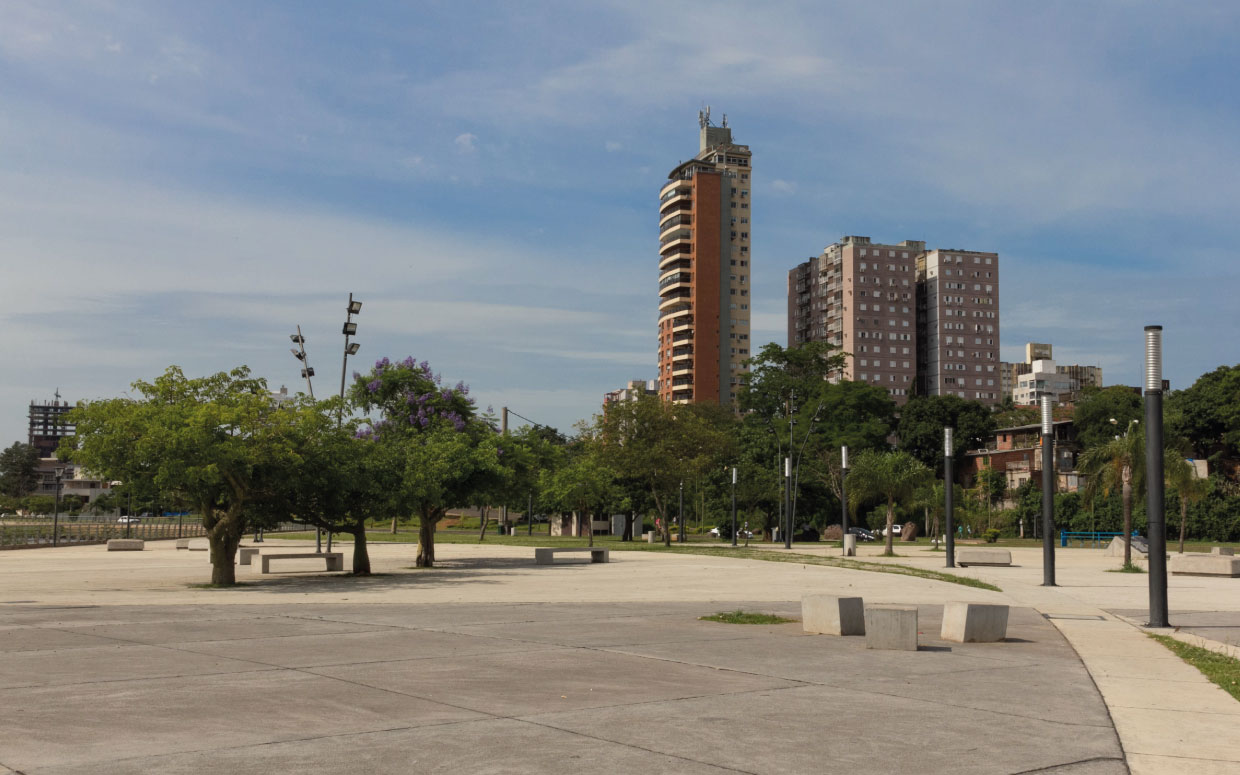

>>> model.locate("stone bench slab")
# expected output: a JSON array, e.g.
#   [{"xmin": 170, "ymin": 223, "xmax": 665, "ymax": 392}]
[
  {"xmin": 802, "ymin": 594, "xmax": 864, "ymax": 636},
  {"xmin": 957, "ymin": 548, "xmax": 1011, "ymax": 567},
  {"xmin": 260, "ymin": 552, "xmax": 344, "ymax": 574},
  {"xmin": 106, "ymin": 539, "xmax": 144, "ymax": 551},
  {"xmin": 1169, "ymin": 554, "xmax": 1240, "ymax": 577},
  {"xmin": 534, "ymin": 547, "xmax": 609, "ymax": 565},
  {"xmin": 864, "ymin": 605, "xmax": 918, "ymax": 651},
  {"xmin": 239, "ymin": 547, "xmax": 261, "ymax": 565},
  {"xmin": 175, "ymin": 538, "xmax": 193, "ymax": 550},
  {"xmin": 941, "ymin": 602, "xmax": 1009, "ymax": 643}
]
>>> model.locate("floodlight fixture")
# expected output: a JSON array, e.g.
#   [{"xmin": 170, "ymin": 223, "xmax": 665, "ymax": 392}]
[
  {"xmin": 348, "ymin": 300, "xmax": 363, "ymax": 314},
  {"xmin": 342, "ymin": 322, "xmax": 357, "ymax": 336},
  {"xmin": 290, "ymin": 334, "xmax": 305, "ymax": 344},
  {"xmin": 346, "ymin": 342, "xmax": 360, "ymax": 355}
]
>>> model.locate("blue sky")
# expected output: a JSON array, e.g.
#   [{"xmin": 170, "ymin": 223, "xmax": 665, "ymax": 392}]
[{"xmin": 2, "ymin": 1, "xmax": 1238, "ymax": 445}]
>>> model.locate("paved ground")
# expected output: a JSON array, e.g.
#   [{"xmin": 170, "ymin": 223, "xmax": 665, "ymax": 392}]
[
  {"xmin": 2, "ymin": 539, "xmax": 1239, "ymax": 773},
  {"xmin": 0, "ymin": 599, "xmax": 1124, "ymax": 774}
]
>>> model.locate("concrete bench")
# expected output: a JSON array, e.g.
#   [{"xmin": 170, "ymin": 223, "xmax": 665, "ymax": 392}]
[
  {"xmin": 186, "ymin": 538, "xmax": 209, "ymax": 551},
  {"xmin": 175, "ymin": 538, "xmax": 193, "ymax": 550},
  {"xmin": 941, "ymin": 602, "xmax": 1009, "ymax": 643},
  {"xmin": 864, "ymin": 605, "xmax": 918, "ymax": 651},
  {"xmin": 106, "ymin": 539, "xmax": 144, "ymax": 551},
  {"xmin": 260, "ymin": 552, "xmax": 344, "ymax": 574},
  {"xmin": 1169, "ymin": 554, "xmax": 1240, "ymax": 577},
  {"xmin": 956, "ymin": 548, "xmax": 1012, "ymax": 567},
  {"xmin": 802, "ymin": 594, "xmax": 864, "ymax": 636},
  {"xmin": 534, "ymin": 547, "xmax": 609, "ymax": 565},
  {"xmin": 1211, "ymin": 547, "xmax": 1235, "ymax": 556},
  {"xmin": 238, "ymin": 547, "xmax": 261, "ymax": 565}
]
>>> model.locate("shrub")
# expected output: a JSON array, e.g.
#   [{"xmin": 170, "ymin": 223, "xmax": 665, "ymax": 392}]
[{"xmin": 983, "ymin": 528, "xmax": 1001, "ymax": 543}]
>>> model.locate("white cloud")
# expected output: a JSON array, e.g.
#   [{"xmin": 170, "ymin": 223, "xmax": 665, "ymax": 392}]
[
  {"xmin": 454, "ymin": 132, "xmax": 477, "ymax": 153},
  {"xmin": 604, "ymin": 140, "xmax": 622, "ymax": 152},
  {"xmin": 770, "ymin": 179, "xmax": 797, "ymax": 195}
]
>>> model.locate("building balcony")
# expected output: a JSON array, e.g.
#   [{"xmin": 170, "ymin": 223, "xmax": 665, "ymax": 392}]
[
  {"xmin": 671, "ymin": 347, "xmax": 693, "ymax": 361},
  {"xmin": 659, "ymin": 194, "xmax": 692, "ymax": 218},
  {"xmin": 658, "ymin": 273, "xmax": 692, "ymax": 292},
  {"xmin": 671, "ymin": 361, "xmax": 693, "ymax": 376},
  {"xmin": 659, "ymin": 248, "xmax": 692, "ymax": 272},
  {"xmin": 659, "ymin": 304, "xmax": 692, "ymax": 322},
  {"xmin": 659, "ymin": 228, "xmax": 692, "ymax": 247},
  {"xmin": 659, "ymin": 212, "xmax": 692, "ymax": 233},
  {"xmin": 668, "ymin": 311, "xmax": 694, "ymax": 329}
]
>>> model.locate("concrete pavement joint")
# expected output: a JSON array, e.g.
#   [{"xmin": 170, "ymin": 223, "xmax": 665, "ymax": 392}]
[{"xmin": 1008, "ymin": 756, "xmax": 1128, "ymax": 773}]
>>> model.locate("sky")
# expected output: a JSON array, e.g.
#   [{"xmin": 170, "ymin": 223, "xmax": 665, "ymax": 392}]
[{"xmin": 2, "ymin": 1, "xmax": 1238, "ymax": 445}]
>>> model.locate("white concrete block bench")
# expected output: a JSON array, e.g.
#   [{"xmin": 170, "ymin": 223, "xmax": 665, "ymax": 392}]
[
  {"xmin": 238, "ymin": 547, "xmax": 261, "ymax": 565},
  {"xmin": 802, "ymin": 594, "xmax": 865, "ymax": 636},
  {"xmin": 106, "ymin": 539, "xmax": 144, "ymax": 551},
  {"xmin": 1211, "ymin": 547, "xmax": 1235, "ymax": 556},
  {"xmin": 534, "ymin": 547, "xmax": 609, "ymax": 565},
  {"xmin": 1169, "ymin": 554, "xmax": 1240, "ymax": 577},
  {"xmin": 864, "ymin": 605, "xmax": 918, "ymax": 651},
  {"xmin": 187, "ymin": 538, "xmax": 209, "ymax": 551},
  {"xmin": 956, "ymin": 548, "xmax": 1012, "ymax": 567},
  {"xmin": 260, "ymin": 552, "xmax": 344, "ymax": 574},
  {"xmin": 175, "ymin": 538, "xmax": 193, "ymax": 550},
  {"xmin": 941, "ymin": 602, "xmax": 1009, "ymax": 643}
]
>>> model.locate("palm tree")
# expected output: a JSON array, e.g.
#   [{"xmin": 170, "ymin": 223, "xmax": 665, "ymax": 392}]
[
  {"xmin": 1165, "ymin": 456, "xmax": 1211, "ymax": 554},
  {"xmin": 846, "ymin": 450, "xmax": 932, "ymax": 556},
  {"xmin": 1078, "ymin": 429, "xmax": 1144, "ymax": 568}
]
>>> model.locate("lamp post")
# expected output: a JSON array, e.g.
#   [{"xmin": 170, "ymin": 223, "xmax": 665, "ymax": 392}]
[
  {"xmin": 944, "ymin": 427, "xmax": 955, "ymax": 568},
  {"xmin": 289, "ymin": 327, "xmax": 315, "ymax": 398},
  {"xmin": 678, "ymin": 480, "xmax": 685, "ymax": 544},
  {"xmin": 790, "ymin": 402, "xmax": 823, "ymax": 541},
  {"xmin": 730, "ymin": 466, "xmax": 738, "ymax": 548},
  {"xmin": 339, "ymin": 294, "xmax": 362, "ymax": 427},
  {"xmin": 1145, "ymin": 326, "xmax": 1169, "ymax": 627},
  {"xmin": 1041, "ymin": 396, "xmax": 1057, "ymax": 586},
  {"xmin": 784, "ymin": 392, "xmax": 795, "ymax": 550},
  {"xmin": 840, "ymin": 445, "xmax": 849, "ymax": 556},
  {"xmin": 52, "ymin": 467, "xmax": 64, "ymax": 547}
]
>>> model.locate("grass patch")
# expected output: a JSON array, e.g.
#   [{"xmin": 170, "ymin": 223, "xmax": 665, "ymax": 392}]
[
  {"xmin": 1107, "ymin": 563, "xmax": 1147, "ymax": 573},
  {"xmin": 701, "ymin": 610, "xmax": 796, "ymax": 625},
  {"xmin": 1149, "ymin": 634, "xmax": 1240, "ymax": 703},
  {"xmin": 271, "ymin": 531, "xmax": 1001, "ymax": 591}
]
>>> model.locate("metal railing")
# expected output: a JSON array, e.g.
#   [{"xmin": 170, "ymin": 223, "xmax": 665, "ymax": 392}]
[{"xmin": 0, "ymin": 516, "xmax": 307, "ymax": 549}]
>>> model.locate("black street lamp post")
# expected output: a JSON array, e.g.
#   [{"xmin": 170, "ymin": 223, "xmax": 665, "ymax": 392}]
[
  {"xmin": 1145, "ymin": 326, "xmax": 1170, "ymax": 627},
  {"xmin": 841, "ymin": 445, "xmax": 849, "ymax": 556},
  {"xmin": 52, "ymin": 468, "xmax": 64, "ymax": 547},
  {"xmin": 730, "ymin": 466, "xmax": 737, "ymax": 548},
  {"xmin": 944, "ymin": 427, "xmax": 955, "ymax": 568},
  {"xmin": 1041, "ymin": 396, "xmax": 1057, "ymax": 586},
  {"xmin": 678, "ymin": 481, "xmax": 685, "ymax": 544}
]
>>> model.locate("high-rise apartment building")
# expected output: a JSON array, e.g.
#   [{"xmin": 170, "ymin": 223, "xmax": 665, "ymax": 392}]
[
  {"xmin": 28, "ymin": 392, "xmax": 75, "ymax": 458},
  {"xmin": 917, "ymin": 248, "xmax": 1001, "ymax": 403},
  {"xmin": 657, "ymin": 109, "xmax": 751, "ymax": 405},
  {"xmin": 1000, "ymin": 342, "xmax": 1102, "ymax": 404},
  {"xmin": 787, "ymin": 237, "xmax": 1002, "ymax": 406}
]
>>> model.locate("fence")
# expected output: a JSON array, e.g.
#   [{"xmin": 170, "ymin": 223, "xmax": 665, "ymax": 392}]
[{"xmin": 0, "ymin": 517, "xmax": 308, "ymax": 550}]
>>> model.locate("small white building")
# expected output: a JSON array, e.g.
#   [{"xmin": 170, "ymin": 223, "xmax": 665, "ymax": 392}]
[{"xmin": 1013, "ymin": 359, "xmax": 1077, "ymax": 405}]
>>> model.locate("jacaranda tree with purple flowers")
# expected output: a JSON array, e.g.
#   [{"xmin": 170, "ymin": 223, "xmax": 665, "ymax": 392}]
[{"xmin": 350, "ymin": 357, "xmax": 506, "ymax": 567}]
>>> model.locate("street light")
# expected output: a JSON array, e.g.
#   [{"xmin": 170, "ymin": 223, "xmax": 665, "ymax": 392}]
[
  {"xmin": 52, "ymin": 467, "xmax": 64, "ymax": 547},
  {"xmin": 1041, "ymin": 396, "xmax": 1056, "ymax": 586},
  {"xmin": 339, "ymin": 294, "xmax": 362, "ymax": 427},
  {"xmin": 841, "ymin": 446, "xmax": 850, "ymax": 556},
  {"xmin": 944, "ymin": 427, "xmax": 955, "ymax": 568},
  {"xmin": 1145, "ymin": 325, "xmax": 1169, "ymax": 627},
  {"xmin": 290, "ymin": 327, "xmax": 314, "ymax": 398},
  {"xmin": 730, "ymin": 466, "xmax": 738, "ymax": 548}
]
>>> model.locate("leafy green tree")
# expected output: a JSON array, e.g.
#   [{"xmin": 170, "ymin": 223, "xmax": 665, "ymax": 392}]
[
  {"xmin": 0, "ymin": 442, "xmax": 40, "ymax": 498},
  {"xmin": 1166, "ymin": 364, "xmax": 1240, "ymax": 465},
  {"xmin": 1073, "ymin": 386, "xmax": 1143, "ymax": 452},
  {"xmin": 897, "ymin": 395, "xmax": 995, "ymax": 472},
  {"xmin": 738, "ymin": 341, "xmax": 847, "ymax": 419},
  {"xmin": 1165, "ymin": 456, "xmax": 1212, "ymax": 553},
  {"xmin": 1078, "ymin": 429, "xmax": 1145, "ymax": 568},
  {"xmin": 67, "ymin": 366, "xmax": 309, "ymax": 585},
  {"xmin": 845, "ymin": 450, "xmax": 931, "ymax": 555},
  {"xmin": 350, "ymin": 357, "xmax": 505, "ymax": 568},
  {"xmin": 541, "ymin": 451, "xmax": 617, "ymax": 547},
  {"xmin": 975, "ymin": 465, "xmax": 1007, "ymax": 529},
  {"xmin": 23, "ymin": 495, "xmax": 55, "ymax": 515}
]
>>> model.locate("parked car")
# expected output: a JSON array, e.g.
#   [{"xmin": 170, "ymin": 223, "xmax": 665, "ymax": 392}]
[
  {"xmin": 708, "ymin": 526, "xmax": 721, "ymax": 537},
  {"xmin": 878, "ymin": 524, "xmax": 903, "ymax": 537},
  {"xmin": 117, "ymin": 516, "xmax": 141, "ymax": 524},
  {"xmin": 847, "ymin": 526, "xmax": 876, "ymax": 542}
]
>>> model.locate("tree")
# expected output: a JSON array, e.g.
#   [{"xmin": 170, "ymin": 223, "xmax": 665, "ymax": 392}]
[
  {"xmin": 975, "ymin": 465, "xmax": 1007, "ymax": 529},
  {"xmin": 1078, "ymin": 429, "xmax": 1144, "ymax": 568},
  {"xmin": 845, "ymin": 450, "xmax": 931, "ymax": 556},
  {"xmin": 1165, "ymin": 456, "xmax": 1212, "ymax": 553},
  {"xmin": 1167, "ymin": 364, "xmax": 1240, "ymax": 465},
  {"xmin": 0, "ymin": 442, "xmax": 40, "ymax": 498},
  {"xmin": 349, "ymin": 357, "xmax": 504, "ymax": 568},
  {"xmin": 542, "ymin": 452, "xmax": 617, "ymax": 547},
  {"xmin": 897, "ymin": 396, "xmax": 995, "ymax": 472},
  {"xmin": 1073, "ymin": 386, "xmax": 1143, "ymax": 452},
  {"xmin": 67, "ymin": 366, "xmax": 307, "ymax": 585},
  {"xmin": 738, "ymin": 341, "xmax": 847, "ymax": 419}
]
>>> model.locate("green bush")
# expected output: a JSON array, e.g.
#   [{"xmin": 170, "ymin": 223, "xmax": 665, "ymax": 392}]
[{"xmin": 983, "ymin": 528, "xmax": 1001, "ymax": 543}]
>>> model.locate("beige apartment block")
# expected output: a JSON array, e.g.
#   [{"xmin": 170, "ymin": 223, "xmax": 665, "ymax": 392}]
[
  {"xmin": 657, "ymin": 108, "xmax": 751, "ymax": 405},
  {"xmin": 999, "ymin": 342, "xmax": 1103, "ymax": 404},
  {"xmin": 916, "ymin": 248, "xmax": 1002, "ymax": 404},
  {"xmin": 788, "ymin": 236, "xmax": 923, "ymax": 404}
]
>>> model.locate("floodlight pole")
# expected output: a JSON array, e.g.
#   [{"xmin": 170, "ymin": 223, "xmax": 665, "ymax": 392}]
[
  {"xmin": 339, "ymin": 293, "xmax": 362, "ymax": 428},
  {"xmin": 1145, "ymin": 326, "xmax": 1169, "ymax": 627},
  {"xmin": 293, "ymin": 325, "xmax": 314, "ymax": 398},
  {"xmin": 944, "ymin": 427, "xmax": 955, "ymax": 568},
  {"xmin": 1041, "ymin": 397, "xmax": 1057, "ymax": 587}
]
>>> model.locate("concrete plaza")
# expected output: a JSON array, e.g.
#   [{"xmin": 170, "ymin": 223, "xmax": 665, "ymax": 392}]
[{"xmin": 0, "ymin": 539, "xmax": 1237, "ymax": 773}]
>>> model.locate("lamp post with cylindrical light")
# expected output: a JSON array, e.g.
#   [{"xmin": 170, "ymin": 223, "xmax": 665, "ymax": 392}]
[
  {"xmin": 1041, "ymin": 396, "xmax": 1057, "ymax": 587},
  {"xmin": 52, "ymin": 467, "xmax": 64, "ymax": 547},
  {"xmin": 730, "ymin": 466, "xmax": 738, "ymax": 548},
  {"xmin": 1145, "ymin": 325, "xmax": 1169, "ymax": 627},
  {"xmin": 944, "ymin": 427, "xmax": 955, "ymax": 568},
  {"xmin": 840, "ymin": 445, "xmax": 849, "ymax": 555}
]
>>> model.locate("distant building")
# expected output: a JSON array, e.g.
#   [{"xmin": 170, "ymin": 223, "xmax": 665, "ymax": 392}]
[
  {"xmin": 1000, "ymin": 342, "xmax": 1102, "ymax": 404},
  {"xmin": 657, "ymin": 108, "xmax": 752, "ymax": 406},
  {"xmin": 604, "ymin": 380, "xmax": 657, "ymax": 406},
  {"xmin": 28, "ymin": 392, "xmax": 75, "ymax": 458},
  {"xmin": 1013, "ymin": 360, "xmax": 1078, "ymax": 406},
  {"xmin": 965, "ymin": 420, "xmax": 1079, "ymax": 493},
  {"xmin": 917, "ymin": 247, "xmax": 1002, "ymax": 404}
]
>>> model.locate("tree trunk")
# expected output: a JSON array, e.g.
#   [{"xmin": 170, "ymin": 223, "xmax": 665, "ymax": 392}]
[
  {"xmin": 389, "ymin": 516, "xmax": 398, "ymax": 534},
  {"xmin": 1121, "ymin": 470, "xmax": 1133, "ymax": 568},
  {"xmin": 351, "ymin": 518, "xmax": 370, "ymax": 575},
  {"xmin": 1178, "ymin": 498, "xmax": 1187, "ymax": 554},
  {"xmin": 477, "ymin": 505, "xmax": 490, "ymax": 542},
  {"xmin": 586, "ymin": 510, "xmax": 594, "ymax": 547},
  {"xmin": 622, "ymin": 511, "xmax": 634, "ymax": 542},
  {"xmin": 924, "ymin": 506, "xmax": 929, "ymax": 536},
  {"xmin": 416, "ymin": 512, "xmax": 438, "ymax": 567},
  {"xmin": 884, "ymin": 500, "xmax": 895, "ymax": 556},
  {"xmin": 207, "ymin": 518, "xmax": 243, "ymax": 586}
]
